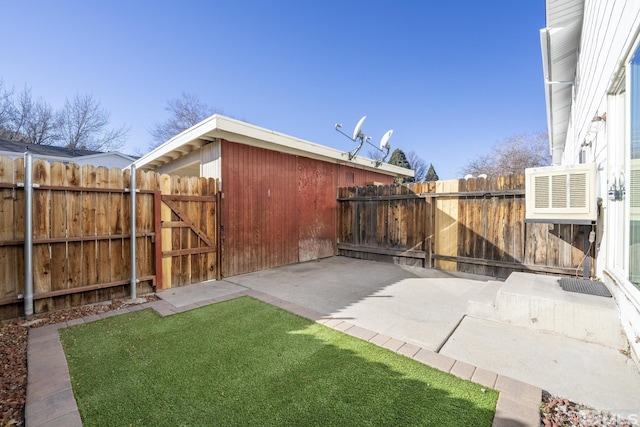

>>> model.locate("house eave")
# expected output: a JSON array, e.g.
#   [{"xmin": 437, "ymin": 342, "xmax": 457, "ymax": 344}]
[
  {"xmin": 541, "ymin": 0, "xmax": 585, "ymax": 165},
  {"xmin": 133, "ymin": 114, "xmax": 414, "ymax": 178}
]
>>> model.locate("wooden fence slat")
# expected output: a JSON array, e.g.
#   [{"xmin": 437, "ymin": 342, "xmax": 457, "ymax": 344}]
[
  {"xmin": 96, "ymin": 167, "xmax": 111, "ymax": 287},
  {"xmin": 0, "ymin": 158, "xmax": 18, "ymax": 318},
  {"xmin": 50, "ymin": 162, "xmax": 69, "ymax": 310},
  {"xmin": 109, "ymin": 168, "xmax": 124, "ymax": 288},
  {"xmin": 160, "ymin": 174, "xmax": 172, "ymax": 290},
  {"xmin": 81, "ymin": 165, "xmax": 98, "ymax": 305},
  {"xmin": 33, "ymin": 160, "xmax": 52, "ymax": 313}
]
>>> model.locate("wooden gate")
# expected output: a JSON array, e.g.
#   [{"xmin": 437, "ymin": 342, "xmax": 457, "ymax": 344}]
[{"xmin": 157, "ymin": 175, "xmax": 221, "ymax": 290}]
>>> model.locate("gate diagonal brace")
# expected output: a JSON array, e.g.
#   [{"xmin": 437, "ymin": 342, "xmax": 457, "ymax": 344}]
[{"xmin": 161, "ymin": 197, "xmax": 214, "ymax": 247}]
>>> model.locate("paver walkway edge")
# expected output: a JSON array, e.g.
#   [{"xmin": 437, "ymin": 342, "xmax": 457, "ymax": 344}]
[{"xmin": 25, "ymin": 292, "xmax": 540, "ymax": 427}]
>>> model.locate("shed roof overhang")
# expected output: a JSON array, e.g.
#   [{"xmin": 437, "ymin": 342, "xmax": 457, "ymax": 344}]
[
  {"xmin": 133, "ymin": 114, "xmax": 413, "ymax": 178},
  {"xmin": 540, "ymin": 0, "xmax": 584, "ymax": 164}
]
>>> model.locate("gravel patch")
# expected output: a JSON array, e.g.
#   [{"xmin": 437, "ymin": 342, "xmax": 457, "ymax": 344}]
[{"xmin": 541, "ymin": 391, "xmax": 636, "ymax": 426}]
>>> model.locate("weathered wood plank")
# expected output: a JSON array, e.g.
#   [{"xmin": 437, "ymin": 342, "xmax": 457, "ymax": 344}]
[
  {"xmin": 109, "ymin": 168, "xmax": 124, "ymax": 287},
  {"xmin": 32, "ymin": 160, "xmax": 52, "ymax": 313},
  {"xmin": 81, "ymin": 164, "xmax": 98, "ymax": 305},
  {"xmin": 63, "ymin": 163, "xmax": 82, "ymax": 307},
  {"xmin": 96, "ymin": 167, "xmax": 111, "ymax": 287},
  {"xmin": 160, "ymin": 174, "xmax": 172, "ymax": 289},
  {"xmin": 0, "ymin": 157, "xmax": 16, "ymax": 305},
  {"xmin": 49, "ymin": 162, "xmax": 69, "ymax": 309},
  {"xmin": 337, "ymin": 243, "xmax": 426, "ymax": 259},
  {"xmin": 434, "ymin": 180, "xmax": 459, "ymax": 271}
]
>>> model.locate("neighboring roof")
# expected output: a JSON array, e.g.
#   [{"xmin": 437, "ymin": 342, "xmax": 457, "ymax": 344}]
[
  {"xmin": 133, "ymin": 114, "xmax": 414, "ymax": 178},
  {"xmin": 540, "ymin": 0, "xmax": 585, "ymax": 164},
  {"xmin": 0, "ymin": 138, "xmax": 102, "ymax": 157},
  {"xmin": 0, "ymin": 138, "xmax": 136, "ymax": 164}
]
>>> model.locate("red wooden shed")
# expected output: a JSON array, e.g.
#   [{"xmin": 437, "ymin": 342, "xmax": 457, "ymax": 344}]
[{"xmin": 134, "ymin": 115, "xmax": 413, "ymax": 277}]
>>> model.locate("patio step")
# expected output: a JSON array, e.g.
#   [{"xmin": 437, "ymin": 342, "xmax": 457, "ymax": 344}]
[
  {"xmin": 467, "ymin": 280, "xmax": 503, "ymax": 320},
  {"xmin": 472, "ymin": 272, "xmax": 627, "ymax": 349}
]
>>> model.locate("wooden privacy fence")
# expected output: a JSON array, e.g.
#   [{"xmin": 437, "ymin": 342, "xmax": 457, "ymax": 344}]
[
  {"xmin": 337, "ymin": 175, "xmax": 595, "ymax": 278},
  {"xmin": 0, "ymin": 156, "xmax": 220, "ymax": 320}
]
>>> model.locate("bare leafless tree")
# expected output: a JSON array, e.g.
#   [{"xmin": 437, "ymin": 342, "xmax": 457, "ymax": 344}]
[
  {"xmin": 6, "ymin": 86, "xmax": 35, "ymax": 141},
  {"xmin": 0, "ymin": 80, "xmax": 128, "ymax": 151},
  {"xmin": 24, "ymin": 100, "xmax": 58, "ymax": 145},
  {"xmin": 406, "ymin": 150, "xmax": 428, "ymax": 182},
  {"xmin": 5, "ymin": 86, "xmax": 59, "ymax": 145},
  {"xmin": 0, "ymin": 80, "xmax": 13, "ymax": 139},
  {"xmin": 149, "ymin": 92, "xmax": 221, "ymax": 149},
  {"xmin": 459, "ymin": 132, "xmax": 550, "ymax": 177},
  {"xmin": 57, "ymin": 94, "xmax": 128, "ymax": 151}
]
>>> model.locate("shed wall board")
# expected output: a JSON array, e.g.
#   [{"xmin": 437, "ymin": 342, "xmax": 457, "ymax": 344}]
[{"xmin": 220, "ymin": 140, "xmax": 393, "ymax": 277}]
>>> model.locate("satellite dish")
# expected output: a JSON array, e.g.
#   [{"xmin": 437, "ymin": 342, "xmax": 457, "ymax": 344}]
[
  {"xmin": 374, "ymin": 130, "xmax": 393, "ymax": 167},
  {"xmin": 380, "ymin": 130, "xmax": 393, "ymax": 150},
  {"xmin": 335, "ymin": 115, "xmax": 392, "ymax": 165},
  {"xmin": 352, "ymin": 116, "xmax": 366, "ymax": 140}
]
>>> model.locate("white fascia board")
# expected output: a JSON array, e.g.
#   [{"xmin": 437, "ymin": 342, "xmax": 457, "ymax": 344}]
[{"xmin": 134, "ymin": 114, "xmax": 414, "ymax": 178}]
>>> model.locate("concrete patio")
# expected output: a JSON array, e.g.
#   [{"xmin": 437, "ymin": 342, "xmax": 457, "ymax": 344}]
[
  {"xmin": 159, "ymin": 257, "xmax": 640, "ymax": 418},
  {"xmin": 26, "ymin": 256, "xmax": 640, "ymax": 426}
]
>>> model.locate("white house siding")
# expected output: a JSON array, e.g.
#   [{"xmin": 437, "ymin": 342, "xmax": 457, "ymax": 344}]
[
  {"xmin": 570, "ymin": 2, "xmax": 640, "ymax": 167},
  {"xmin": 200, "ymin": 140, "xmax": 222, "ymax": 188},
  {"xmin": 561, "ymin": 1, "xmax": 640, "ymax": 364}
]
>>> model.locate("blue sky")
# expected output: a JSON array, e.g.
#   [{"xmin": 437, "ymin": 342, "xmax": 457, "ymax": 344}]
[{"xmin": 1, "ymin": 1, "xmax": 547, "ymax": 180}]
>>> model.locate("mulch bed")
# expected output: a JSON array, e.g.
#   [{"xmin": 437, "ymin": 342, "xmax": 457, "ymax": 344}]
[{"xmin": 0, "ymin": 295, "xmax": 157, "ymax": 427}]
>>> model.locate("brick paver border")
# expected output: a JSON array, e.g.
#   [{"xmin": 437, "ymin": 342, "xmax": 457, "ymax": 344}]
[{"xmin": 26, "ymin": 291, "xmax": 540, "ymax": 427}]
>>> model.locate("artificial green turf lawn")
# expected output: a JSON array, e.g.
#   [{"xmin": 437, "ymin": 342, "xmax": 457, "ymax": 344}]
[{"xmin": 59, "ymin": 297, "xmax": 498, "ymax": 426}]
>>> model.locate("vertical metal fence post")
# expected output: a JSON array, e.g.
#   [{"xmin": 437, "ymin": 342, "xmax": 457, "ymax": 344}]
[
  {"xmin": 24, "ymin": 152, "xmax": 34, "ymax": 317},
  {"xmin": 130, "ymin": 165, "xmax": 137, "ymax": 300}
]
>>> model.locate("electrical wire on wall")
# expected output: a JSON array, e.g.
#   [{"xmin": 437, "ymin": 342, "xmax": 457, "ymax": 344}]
[{"xmin": 576, "ymin": 226, "xmax": 596, "ymax": 279}]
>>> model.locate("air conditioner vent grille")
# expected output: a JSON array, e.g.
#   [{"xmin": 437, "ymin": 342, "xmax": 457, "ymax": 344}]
[
  {"xmin": 552, "ymin": 175, "xmax": 567, "ymax": 208},
  {"xmin": 570, "ymin": 173, "xmax": 587, "ymax": 208},
  {"xmin": 534, "ymin": 175, "xmax": 549, "ymax": 208},
  {"xmin": 525, "ymin": 163, "xmax": 596, "ymax": 223}
]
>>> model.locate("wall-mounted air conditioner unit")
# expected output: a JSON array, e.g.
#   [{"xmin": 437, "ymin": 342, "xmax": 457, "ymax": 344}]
[{"xmin": 525, "ymin": 163, "xmax": 597, "ymax": 224}]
